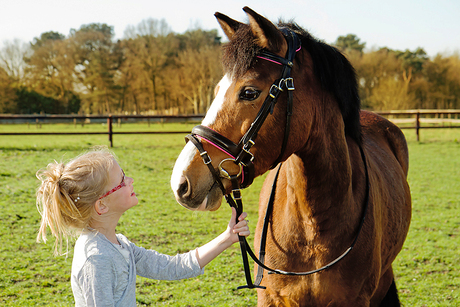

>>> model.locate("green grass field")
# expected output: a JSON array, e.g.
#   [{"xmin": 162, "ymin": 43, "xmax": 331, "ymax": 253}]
[{"xmin": 0, "ymin": 123, "xmax": 459, "ymax": 306}]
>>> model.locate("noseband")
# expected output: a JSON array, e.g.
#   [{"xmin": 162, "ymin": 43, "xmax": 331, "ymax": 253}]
[{"xmin": 185, "ymin": 29, "xmax": 370, "ymax": 290}]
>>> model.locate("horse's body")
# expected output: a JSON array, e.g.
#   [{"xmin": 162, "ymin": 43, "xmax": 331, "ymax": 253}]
[{"xmin": 171, "ymin": 7, "xmax": 411, "ymax": 306}]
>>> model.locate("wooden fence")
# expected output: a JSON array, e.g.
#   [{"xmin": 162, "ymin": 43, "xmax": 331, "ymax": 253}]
[
  {"xmin": 0, "ymin": 114, "xmax": 203, "ymax": 147},
  {"xmin": 377, "ymin": 109, "xmax": 460, "ymax": 141},
  {"xmin": 0, "ymin": 110, "xmax": 459, "ymax": 146}
]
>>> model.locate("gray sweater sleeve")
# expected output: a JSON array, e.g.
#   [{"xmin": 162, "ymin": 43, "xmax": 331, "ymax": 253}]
[{"xmin": 129, "ymin": 243, "xmax": 205, "ymax": 280}]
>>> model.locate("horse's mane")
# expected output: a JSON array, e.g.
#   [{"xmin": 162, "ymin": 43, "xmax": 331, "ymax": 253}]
[{"xmin": 222, "ymin": 21, "xmax": 362, "ymax": 143}]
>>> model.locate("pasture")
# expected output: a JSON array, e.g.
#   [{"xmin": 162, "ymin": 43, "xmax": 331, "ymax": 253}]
[{"xmin": 0, "ymin": 123, "xmax": 458, "ymax": 306}]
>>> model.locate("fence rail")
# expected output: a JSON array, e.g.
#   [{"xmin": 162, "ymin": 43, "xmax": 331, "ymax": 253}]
[
  {"xmin": 377, "ymin": 109, "xmax": 460, "ymax": 141},
  {"xmin": 1, "ymin": 110, "xmax": 459, "ymax": 146},
  {"xmin": 0, "ymin": 114, "xmax": 203, "ymax": 147}
]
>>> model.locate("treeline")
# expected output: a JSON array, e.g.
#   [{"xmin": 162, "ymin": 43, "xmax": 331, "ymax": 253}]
[
  {"xmin": 337, "ymin": 34, "xmax": 460, "ymax": 110},
  {"xmin": 0, "ymin": 20, "xmax": 222, "ymax": 115},
  {"xmin": 0, "ymin": 23, "xmax": 459, "ymax": 115}
]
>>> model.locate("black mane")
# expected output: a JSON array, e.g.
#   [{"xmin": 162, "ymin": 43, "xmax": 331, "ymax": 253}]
[{"xmin": 222, "ymin": 21, "xmax": 362, "ymax": 143}]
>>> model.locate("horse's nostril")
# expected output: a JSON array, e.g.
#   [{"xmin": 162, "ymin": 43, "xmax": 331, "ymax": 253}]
[{"xmin": 178, "ymin": 176, "xmax": 191, "ymax": 199}]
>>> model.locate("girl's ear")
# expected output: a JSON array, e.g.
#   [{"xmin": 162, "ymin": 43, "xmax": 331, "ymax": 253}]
[{"xmin": 95, "ymin": 200, "xmax": 109, "ymax": 216}]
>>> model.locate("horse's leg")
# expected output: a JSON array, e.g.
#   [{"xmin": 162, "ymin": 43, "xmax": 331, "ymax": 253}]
[
  {"xmin": 370, "ymin": 267, "xmax": 400, "ymax": 307},
  {"xmin": 379, "ymin": 279, "xmax": 400, "ymax": 307},
  {"xmin": 257, "ymin": 288, "xmax": 278, "ymax": 307}
]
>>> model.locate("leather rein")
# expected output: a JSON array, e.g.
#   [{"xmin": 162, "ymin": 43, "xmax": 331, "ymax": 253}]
[{"xmin": 185, "ymin": 29, "xmax": 370, "ymax": 290}]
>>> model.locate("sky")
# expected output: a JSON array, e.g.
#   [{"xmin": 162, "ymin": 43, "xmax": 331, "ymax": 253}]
[{"xmin": 0, "ymin": 0, "xmax": 459, "ymax": 57}]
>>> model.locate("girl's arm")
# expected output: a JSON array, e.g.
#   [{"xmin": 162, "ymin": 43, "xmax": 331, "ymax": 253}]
[{"xmin": 195, "ymin": 207, "xmax": 250, "ymax": 269}]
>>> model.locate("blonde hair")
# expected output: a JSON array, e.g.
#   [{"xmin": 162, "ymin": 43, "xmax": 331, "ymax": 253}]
[{"xmin": 36, "ymin": 148, "xmax": 116, "ymax": 255}]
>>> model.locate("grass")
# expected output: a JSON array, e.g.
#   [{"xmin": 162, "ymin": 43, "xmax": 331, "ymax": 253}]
[
  {"xmin": 394, "ymin": 129, "xmax": 460, "ymax": 306},
  {"xmin": 0, "ymin": 123, "xmax": 459, "ymax": 306}
]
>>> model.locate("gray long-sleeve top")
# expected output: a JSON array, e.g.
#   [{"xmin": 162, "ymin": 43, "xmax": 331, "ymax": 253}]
[{"xmin": 71, "ymin": 230, "xmax": 204, "ymax": 306}]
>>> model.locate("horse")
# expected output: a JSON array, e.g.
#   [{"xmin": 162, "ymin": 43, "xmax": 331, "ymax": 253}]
[{"xmin": 170, "ymin": 7, "xmax": 411, "ymax": 306}]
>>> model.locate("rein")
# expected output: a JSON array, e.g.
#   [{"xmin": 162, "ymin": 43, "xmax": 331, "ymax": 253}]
[{"xmin": 185, "ymin": 29, "xmax": 370, "ymax": 290}]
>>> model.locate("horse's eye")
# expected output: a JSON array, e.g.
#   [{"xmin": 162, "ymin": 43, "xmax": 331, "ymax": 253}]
[{"xmin": 239, "ymin": 88, "xmax": 261, "ymax": 101}]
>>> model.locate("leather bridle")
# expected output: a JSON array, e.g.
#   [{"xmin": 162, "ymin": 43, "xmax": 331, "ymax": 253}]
[
  {"xmin": 185, "ymin": 28, "xmax": 370, "ymax": 290},
  {"xmin": 187, "ymin": 28, "xmax": 301, "ymax": 189}
]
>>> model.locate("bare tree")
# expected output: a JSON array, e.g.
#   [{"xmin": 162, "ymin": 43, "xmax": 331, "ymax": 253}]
[
  {"xmin": 0, "ymin": 39, "xmax": 30, "ymax": 84},
  {"xmin": 122, "ymin": 19, "xmax": 176, "ymax": 112},
  {"xmin": 176, "ymin": 45, "xmax": 221, "ymax": 114}
]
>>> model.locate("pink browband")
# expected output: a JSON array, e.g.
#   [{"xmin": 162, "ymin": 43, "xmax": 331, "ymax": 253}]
[
  {"xmin": 256, "ymin": 56, "xmax": 282, "ymax": 65},
  {"xmin": 256, "ymin": 46, "xmax": 302, "ymax": 65},
  {"xmin": 196, "ymin": 134, "xmax": 245, "ymax": 185}
]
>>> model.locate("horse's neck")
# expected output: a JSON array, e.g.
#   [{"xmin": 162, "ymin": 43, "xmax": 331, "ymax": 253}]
[{"xmin": 280, "ymin": 133, "xmax": 360, "ymax": 238}]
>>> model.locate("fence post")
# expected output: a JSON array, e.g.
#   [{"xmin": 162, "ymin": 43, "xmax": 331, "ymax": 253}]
[
  {"xmin": 415, "ymin": 112, "xmax": 420, "ymax": 141},
  {"xmin": 107, "ymin": 116, "xmax": 113, "ymax": 147}
]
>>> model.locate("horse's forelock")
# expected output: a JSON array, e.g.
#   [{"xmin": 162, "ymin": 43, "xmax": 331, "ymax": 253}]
[{"xmin": 222, "ymin": 25, "xmax": 263, "ymax": 79}]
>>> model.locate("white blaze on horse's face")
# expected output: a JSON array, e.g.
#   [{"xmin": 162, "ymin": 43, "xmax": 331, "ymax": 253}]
[
  {"xmin": 170, "ymin": 75, "xmax": 231, "ymax": 209},
  {"xmin": 202, "ymin": 74, "xmax": 231, "ymax": 126}
]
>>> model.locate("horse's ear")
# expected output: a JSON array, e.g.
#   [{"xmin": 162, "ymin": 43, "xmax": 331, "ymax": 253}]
[
  {"xmin": 215, "ymin": 12, "xmax": 244, "ymax": 41},
  {"xmin": 243, "ymin": 6, "xmax": 286, "ymax": 54}
]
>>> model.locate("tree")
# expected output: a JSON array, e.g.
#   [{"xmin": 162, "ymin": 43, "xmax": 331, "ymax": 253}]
[
  {"xmin": 423, "ymin": 53, "xmax": 460, "ymax": 109},
  {"xmin": 122, "ymin": 19, "xmax": 176, "ymax": 112},
  {"xmin": 395, "ymin": 47, "xmax": 428, "ymax": 75},
  {"xmin": 175, "ymin": 45, "xmax": 222, "ymax": 114},
  {"xmin": 13, "ymin": 87, "xmax": 62, "ymax": 114},
  {"xmin": 351, "ymin": 47, "xmax": 420, "ymax": 110},
  {"xmin": 116, "ymin": 38, "xmax": 152, "ymax": 113},
  {"xmin": 70, "ymin": 23, "xmax": 119, "ymax": 113},
  {"xmin": 335, "ymin": 34, "xmax": 366, "ymax": 53},
  {"xmin": 25, "ymin": 31, "xmax": 79, "ymax": 113},
  {"xmin": 0, "ymin": 66, "xmax": 16, "ymax": 113},
  {"xmin": 366, "ymin": 73, "xmax": 416, "ymax": 110},
  {"xmin": 31, "ymin": 31, "xmax": 65, "ymax": 48},
  {"xmin": 172, "ymin": 29, "xmax": 222, "ymax": 114},
  {"xmin": 0, "ymin": 39, "xmax": 30, "ymax": 85},
  {"xmin": 177, "ymin": 28, "xmax": 221, "ymax": 51}
]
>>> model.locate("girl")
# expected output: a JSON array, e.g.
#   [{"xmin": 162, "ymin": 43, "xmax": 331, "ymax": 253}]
[{"xmin": 36, "ymin": 148, "xmax": 249, "ymax": 306}]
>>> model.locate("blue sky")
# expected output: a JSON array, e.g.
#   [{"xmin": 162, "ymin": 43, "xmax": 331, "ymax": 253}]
[{"xmin": 0, "ymin": 0, "xmax": 459, "ymax": 57}]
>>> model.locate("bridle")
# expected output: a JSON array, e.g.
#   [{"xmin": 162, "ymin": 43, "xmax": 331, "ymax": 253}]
[
  {"xmin": 185, "ymin": 28, "xmax": 370, "ymax": 290},
  {"xmin": 188, "ymin": 28, "xmax": 301, "ymax": 190}
]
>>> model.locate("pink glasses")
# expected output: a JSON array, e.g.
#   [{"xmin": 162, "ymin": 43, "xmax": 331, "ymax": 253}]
[{"xmin": 98, "ymin": 170, "xmax": 126, "ymax": 200}]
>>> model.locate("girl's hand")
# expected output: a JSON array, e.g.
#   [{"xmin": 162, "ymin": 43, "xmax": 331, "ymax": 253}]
[
  {"xmin": 227, "ymin": 207, "xmax": 250, "ymax": 244},
  {"xmin": 195, "ymin": 207, "xmax": 251, "ymax": 268}
]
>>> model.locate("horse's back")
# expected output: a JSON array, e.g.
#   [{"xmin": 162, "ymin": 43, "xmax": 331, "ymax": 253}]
[{"xmin": 360, "ymin": 110, "xmax": 409, "ymax": 176}]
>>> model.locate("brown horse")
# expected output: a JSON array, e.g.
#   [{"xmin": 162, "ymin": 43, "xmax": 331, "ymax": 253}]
[{"xmin": 171, "ymin": 7, "xmax": 411, "ymax": 306}]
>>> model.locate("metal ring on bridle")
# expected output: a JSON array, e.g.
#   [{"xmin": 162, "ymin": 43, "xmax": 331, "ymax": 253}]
[{"xmin": 219, "ymin": 158, "xmax": 243, "ymax": 180}]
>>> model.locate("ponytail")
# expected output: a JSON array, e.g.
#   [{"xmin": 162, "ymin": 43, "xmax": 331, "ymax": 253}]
[{"xmin": 36, "ymin": 149, "xmax": 115, "ymax": 255}]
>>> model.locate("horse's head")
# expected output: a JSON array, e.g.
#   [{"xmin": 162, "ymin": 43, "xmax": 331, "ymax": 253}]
[{"xmin": 171, "ymin": 7, "xmax": 361, "ymax": 211}]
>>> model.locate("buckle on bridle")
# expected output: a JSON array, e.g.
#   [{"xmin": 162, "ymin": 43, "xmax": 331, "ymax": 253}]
[
  {"xmin": 269, "ymin": 83, "xmax": 282, "ymax": 99},
  {"xmin": 240, "ymin": 140, "xmax": 255, "ymax": 166},
  {"xmin": 285, "ymin": 78, "xmax": 295, "ymax": 90},
  {"xmin": 200, "ymin": 151, "xmax": 212, "ymax": 165},
  {"xmin": 232, "ymin": 188, "xmax": 242, "ymax": 200}
]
